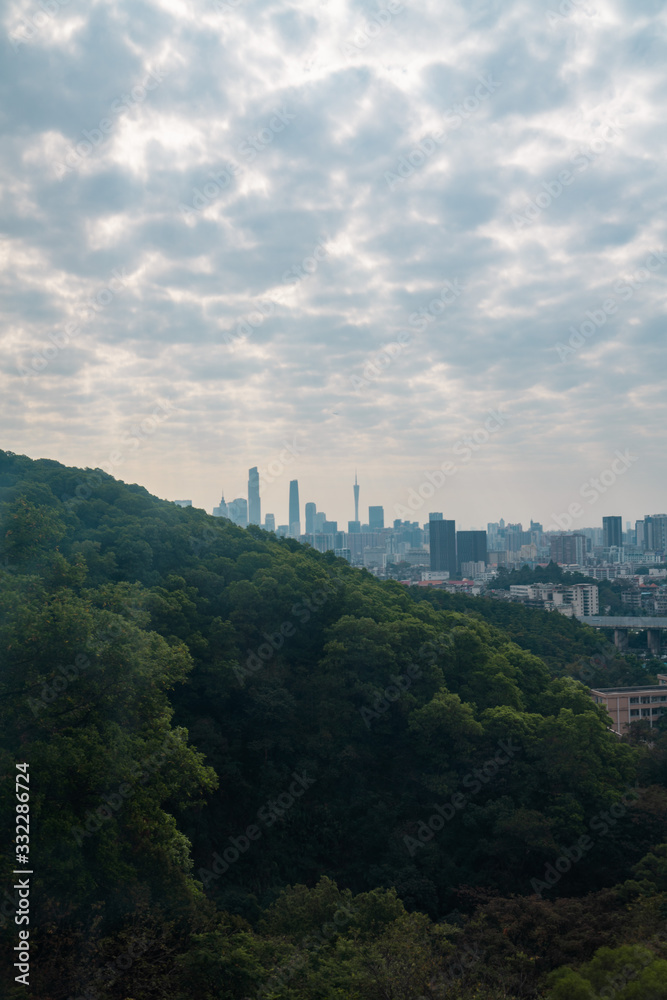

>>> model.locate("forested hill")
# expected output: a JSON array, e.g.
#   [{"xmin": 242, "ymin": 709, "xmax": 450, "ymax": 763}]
[{"xmin": 2, "ymin": 448, "xmax": 667, "ymax": 1000}]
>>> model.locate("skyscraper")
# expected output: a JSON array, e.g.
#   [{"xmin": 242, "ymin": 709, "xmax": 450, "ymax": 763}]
[
  {"xmin": 289, "ymin": 480, "xmax": 300, "ymax": 537},
  {"xmin": 368, "ymin": 506, "xmax": 384, "ymax": 530},
  {"xmin": 456, "ymin": 530, "xmax": 487, "ymax": 571},
  {"xmin": 248, "ymin": 467, "xmax": 261, "ymax": 525},
  {"xmin": 550, "ymin": 533, "xmax": 586, "ymax": 565},
  {"xmin": 602, "ymin": 516, "xmax": 622, "ymax": 548},
  {"xmin": 212, "ymin": 494, "xmax": 228, "ymax": 518},
  {"xmin": 430, "ymin": 520, "xmax": 456, "ymax": 574},
  {"xmin": 305, "ymin": 502, "xmax": 316, "ymax": 534},
  {"xmin": 264, "ymin": 513, "xmax": 275, "ymax": 532},
  {"xmin": 353, "ymin": 472, "xmax": 360, "ymax": 523},
  {"xmin": 228, "ymin": 498, "xmax": 248, "ymax": 527},
  {"xmin": 643, "ymin": 515, "xmax": 667, "ymax": 552}
]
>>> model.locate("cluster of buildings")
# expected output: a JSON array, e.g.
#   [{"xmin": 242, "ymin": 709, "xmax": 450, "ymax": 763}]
[{"xmin": 505, "ymin": 582, "xmax": 599, "ymax": 617}]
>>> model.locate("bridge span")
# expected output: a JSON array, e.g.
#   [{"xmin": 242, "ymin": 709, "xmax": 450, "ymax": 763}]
[{"xmin": 576, "ymin": 616, "xmax": 667, "ymax": 655}]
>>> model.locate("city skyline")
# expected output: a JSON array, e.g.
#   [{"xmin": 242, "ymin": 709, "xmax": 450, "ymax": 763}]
[{"xmin": 205, "ymin": 467, "xmax": 666, "ymax": 582}]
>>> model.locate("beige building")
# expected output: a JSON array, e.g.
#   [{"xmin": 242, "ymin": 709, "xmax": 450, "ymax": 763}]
[{"xmin": 591, "ymin": 674, "xmax": 667, "ymax": 734}]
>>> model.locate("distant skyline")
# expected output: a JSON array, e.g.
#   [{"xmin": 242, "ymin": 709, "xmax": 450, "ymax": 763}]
[{"xmin": 2, "ymin": 1, "xmax": 666, "ymax": 525}]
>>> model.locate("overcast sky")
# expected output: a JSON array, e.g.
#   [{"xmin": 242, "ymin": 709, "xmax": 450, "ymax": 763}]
[{"xmin": 2, "ymin": 0, "xmax": 666, "ymax": 530}]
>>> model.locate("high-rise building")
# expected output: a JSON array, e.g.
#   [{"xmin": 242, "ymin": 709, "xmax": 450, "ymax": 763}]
[
  {"xmin": 212, "ymin": 495, "xmax": 228, "ymax": 517},
  {"xmin": 430, "ymin": 513, "xmax": 443, "ymax": 521},
  {"xmin": 289, "ymin": 480, "xmax": 300, "ymax": 537},
  {"xmin": 348, "ymin": 520, "xmax": 361, "ymax": 533},
  {"xmin": 636, "ymin": 519, "xmax": 645, "ymax": 549},
  {"xmin": 569, "ymin": 583, "xmax": 599, "ymax": 617},
  {"xmin": 457, "ymin": 530, "xmax": 487, "ymax": 571},
  {"xmin": 353, "ymin": 472, "xmax": 360, "ymax": 523},
  {"xmin": 248, "ymin": 467, "xmax": 261, "ymax": 525},
  {"xmin": 550, "ymin": 533, "xmax": 586, "ymax": 565},
  {"xmin": 430, "ymin": 520, "xmax": 456, "ymax": 575},
  {"xmin": 264, "ymin": 513, "xmax": 276, "ymax": 532},
  {"xmin": 369, "ymin": 506, "xmax": 384, "ymax": 530},
  {"xmin": 228, "ymin": 498, "xmax": 248, "ymax": 527},
  {"xmin": 603, "ymin": 516, "xmax": 623, "ymax": 548},
  {"xmin": 305, "ymin": 502, "xmax": 316, "ymax": 534},
  {"xmin": 644, "ymin": 515, "xmax": 667, "ymax": 553},
  {"xmin": 173, "ymin": 500, "xmax": 192, "ymax": 508}
]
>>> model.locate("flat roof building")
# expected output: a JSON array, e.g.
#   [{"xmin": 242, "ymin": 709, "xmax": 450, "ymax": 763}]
[{"xmin": 591, "ymin": 674, "xmax": 667, "ymax": 734}]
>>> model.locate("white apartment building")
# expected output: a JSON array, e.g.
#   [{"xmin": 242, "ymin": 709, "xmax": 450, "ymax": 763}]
[{"xmin": 509, "ymin": 583, "xmax": 599, "ymax": 615}]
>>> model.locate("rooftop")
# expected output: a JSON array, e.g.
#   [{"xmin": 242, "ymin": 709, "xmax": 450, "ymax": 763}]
[{"xmin": 591, "ymin": 683, "xmax": 667, "ymax": 695}]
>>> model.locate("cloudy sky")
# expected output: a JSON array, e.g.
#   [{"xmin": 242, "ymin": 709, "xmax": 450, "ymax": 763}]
[{"xmin": 2, "ymin": 0, "xmax": 666, "ymax": 530}]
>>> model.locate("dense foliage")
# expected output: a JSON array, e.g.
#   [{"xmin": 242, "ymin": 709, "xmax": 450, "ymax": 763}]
[{"xmin": 1, "ymin": 449, "xmax": 666, "ymax": 999}]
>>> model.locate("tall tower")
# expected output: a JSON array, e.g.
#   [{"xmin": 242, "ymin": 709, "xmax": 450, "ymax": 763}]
[
  {"xmin": 248, "ymin": 467, "xmax": 261, "ymax": 525},
  {"xmin": 305, "ymin": 502, "xmax": 316, "ymax": 534},
  {"xmin": 289, "ymin": 480, "xmax": 300, "ymax": 537},
  {"xmin": 353, "ymin": 471, "xmax": 360, "ymax": 523}
]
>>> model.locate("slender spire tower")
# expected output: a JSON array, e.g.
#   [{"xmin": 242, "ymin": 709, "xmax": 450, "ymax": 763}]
[
  {"xmin": 353, "ymin": 471, "xmax": 359, "ymax": 523},
  {"xmin": 248, "ymin": 466, "xmax": 261, "ymax": 525}
]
